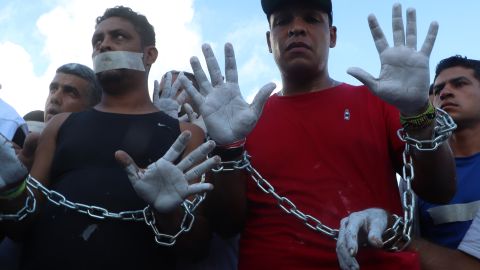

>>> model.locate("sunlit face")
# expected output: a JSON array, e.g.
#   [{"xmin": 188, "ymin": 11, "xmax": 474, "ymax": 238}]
[
  {"xmin": 433, "ymin": 66, "xmax": 480, "ymax": 128},
  {"xmin": 44, "ymin": 73, "xmax": 91, "ymax": 122},
  {"xmin": 91, "ymin": 16, "xmax": 143, "ymax": 57},
  {"xmin": 266, "ymin": 4, "xmax": 336, "ymax": 78}
]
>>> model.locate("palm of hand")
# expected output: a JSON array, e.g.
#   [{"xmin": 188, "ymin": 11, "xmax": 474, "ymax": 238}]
[
  {"xmin": 201, "ymin": 82, "xmax": 257, "ymax": 144},
  {"xmin": 132, "ymin": 159, "xmax": 187, "ymax": 213},
  {"xmin": 376, "ymin": 46, "xmax": 429, "ymax": 111}
]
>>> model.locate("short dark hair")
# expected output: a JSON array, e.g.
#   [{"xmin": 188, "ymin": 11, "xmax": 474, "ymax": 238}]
[
  {"xmin": 56, "ymin": 63, "xmax": 102, "ymax": 106},
  {"xmin": 96, "ymin": 6, "xmax": 155, "ymax": 47},
  {"xmin": 434, "ymin": 55, "xmax": 480, "ymax": 83},
  {"xmin": 166, "ymin": 70, "xmax": 199, "ymax": 90}
]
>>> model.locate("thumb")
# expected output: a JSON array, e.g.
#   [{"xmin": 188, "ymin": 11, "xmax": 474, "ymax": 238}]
[
  {"xmin": 115, "ymin": 150, "xmax": 141, "ymax": 185},
  {"xmin": 153, "ymin": 80, "xmax": 160, "ymax": 103},
  {"xmin": 18, "ymin": 132, "xmax": 41, "ymax": 170},
  {"xmin": 347, "ymin": 67, "xmax": 379, "ymax": 94},
  {"xmin": 251, "ymin": 82, "xmax": 276, "ymax": 117}
]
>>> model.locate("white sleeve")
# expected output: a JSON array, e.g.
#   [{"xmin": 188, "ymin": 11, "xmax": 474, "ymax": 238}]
[{"xmin": 458, "ymin": 208, "xmax": 480, "ymax": 259}]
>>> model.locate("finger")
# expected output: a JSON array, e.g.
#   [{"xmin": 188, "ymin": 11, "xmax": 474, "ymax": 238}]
[
  {"xmin": 367, "ymin": 214, "xmax": 388, "ymax": 248},
  {"xmin": 185, "ymin": 182, "xmax": 214, "ymax": 197},
  {"xmin": 153, "ymin": 80, "xmax": 161, "ymax": 103},
  {"xmin": 162, "ymin": 131, "xmax": 191, "ymax": 162},
  {"xmin": 224, "ymin": 43, "xmax": 238, "ymax": 84},
  {"xmin": 176, "ymin": 90, "xmax": 188, "ymax": 105},
  {"xmin": 190, "ymin": 56, "xmax": 213, "ymax": 96},
  {"xmin": 202, "ymin": 43, "xmax": 224, "ymax": 87},
  {"xmin": 115, "ymin": 150, "xmax": 142, "ymax": 185},
  {"xmin": 405, "ymin": 7, "xmax": 417, "ymax": 50},
  {"xmin": 347, "ymin": 67, "xmax": 378, "ymax": 95},
  {"xmin": 420, "ymin": 21, "xmax": 439, "ymax": 57},
  {"xmin": 368, "ymin": 14, "xmax": 389, "ymax": 54},
  {"xmin": 169, "ymin": 72, "xmax": 183, "ymax": 98},
  {"xmin": 179, "ymin": 75, "xmax": 205, "ymax": 110},
  {"xmin": 21, "ymin": 132, "xmax": 40, "ymax": 160},
  {"xmin": 161, "ymin": 72, "xmax": 173, "ymax": 98},
  {"xmin": 392, "ymin": 3, "xmax": 405, "ymax": 47},
  {"xmin": 177, "ymin": 140, "xmax": 216, "ymax": 171},
  {"xmin": 178, "ymin": 114, "xmax": 189, "ymax": 122},
  {"xmin": 337, "ymin": 218, "xmax": 360, "ymax": 270},
  {"xmin": 344, "ymin": 214, "xmax": 362, "ymax": 257},
  {"xmin": 250, "ymin": 83, "xmax": 276, "ymax": 117},
  {"xmin": 184, "ymin": 156, "xmax": 221, "ymax": 183},
  {"xmin": 18, "ymin": 132, "xmax": 40, "ymax": 170}
]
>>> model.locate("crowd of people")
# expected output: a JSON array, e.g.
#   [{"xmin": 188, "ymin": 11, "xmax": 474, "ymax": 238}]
[{"xmin": 0, "ymin": 0, "xmax": 478, "ymax": 269}]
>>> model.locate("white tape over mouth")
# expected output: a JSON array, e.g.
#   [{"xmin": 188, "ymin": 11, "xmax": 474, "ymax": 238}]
[{"xmin": 93, "ymin": 51, "xmax": 145, "ymax": 73}]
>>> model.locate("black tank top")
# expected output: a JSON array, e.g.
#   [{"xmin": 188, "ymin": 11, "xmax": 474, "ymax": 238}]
[{"xmin": 21, "ymin": 109, "xmax": 180, "ymax": 270}]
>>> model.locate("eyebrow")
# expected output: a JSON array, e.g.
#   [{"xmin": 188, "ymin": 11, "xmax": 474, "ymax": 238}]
[{"xmin": 433, "ymin": 76, "xmax": 471, "ymax": 93}]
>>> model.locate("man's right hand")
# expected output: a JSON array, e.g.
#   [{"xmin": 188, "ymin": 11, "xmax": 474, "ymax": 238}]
[
  {"xmin": 0, "ymin": 134, "xmax": 28, "ymax": 191},
  {"xmin": 180, "ymin": 43, "xmax": 276, "ymax": 145}
]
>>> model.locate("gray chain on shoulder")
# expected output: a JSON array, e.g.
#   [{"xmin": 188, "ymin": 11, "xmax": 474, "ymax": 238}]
[
  {"xmin": 397, "ymin": 107, "xmax": 456, "ymax": 151},
  {"xmin": 27, "ymin": 175, "xmax": 206, "ymax": 246},
  {"xmin": 0, "ymin": 186, "xmax": 36, "ymax": 221}
]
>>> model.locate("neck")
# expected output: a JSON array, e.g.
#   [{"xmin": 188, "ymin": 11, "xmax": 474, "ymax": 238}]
[
  {"xmin": 449, "ymin": 123, "xmax": 480, "ymax": 157},
  {"xmin": 96, "ymin": 76, "xmax": 157, "ymax": 114},
  {"xmin": 281, "ymin": 73, "xmax": 339, "ymax": 96}
]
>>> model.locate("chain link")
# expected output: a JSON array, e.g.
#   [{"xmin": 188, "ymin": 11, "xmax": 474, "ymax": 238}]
[
  {"xmin": 26, "ymin": 175, "xmax": 207, "ymax": 246},
  {"xmin": 242, "ymin": 155, "xmax": 340, "ymax": 239},
  {"xmin": 0, "ymin": 186, "xmax": 36, "ymax": 221},
  {"xmin": 397, "ymin": 107, "xmax": 456, "ymax": 151},
  {"xmin": 27, "ymin": 176, "xmax": 146, "ymax": 221},
  {"xmin": 215, "ymin": 121, "xmax": 452, "ymax": 250}
]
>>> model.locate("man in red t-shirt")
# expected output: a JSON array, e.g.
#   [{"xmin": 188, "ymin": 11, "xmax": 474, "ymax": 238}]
[{"xmin": 180, "ymin": 1, "xmax": 456, "ymax": 269}]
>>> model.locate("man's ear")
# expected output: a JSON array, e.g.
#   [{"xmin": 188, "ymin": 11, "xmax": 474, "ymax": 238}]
[
  {"xmin": 144, "ymin": 46, "xmax": 158, "ymax": 67},
  {"xmin": 266, "ymin": 31, "xmax": 272, "ymax": 53},
  {"xmin": 329, "ymin": 26, "xmax": 337, "ymax": 48}
]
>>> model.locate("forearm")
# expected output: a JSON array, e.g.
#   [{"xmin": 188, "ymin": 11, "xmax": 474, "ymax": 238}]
[
  {"xmin": 151, "ymin": 204, "xmax": 211, "ymax": 259},
  {"xmin": 205, "ymin": 170, "xmax": 247, "ymax": 238},
  {"xmin": 406, "ymin": 121, "xmax": 456, "ymax": 203},
  {"xmin": 408, "ymin": 238, "xmax": 480, "ymax": 270}
]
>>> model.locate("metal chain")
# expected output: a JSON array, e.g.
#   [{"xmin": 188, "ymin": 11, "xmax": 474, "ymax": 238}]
[
  {"xmin": 397, "ymin": 107, "xmax": 457, "ymax": 151},
  {"xmin": 27, "ymin": 176, "xmax": 146, "ymax": 221},
  {"xmin": 213, "ymin": 109, "xmax": 455, "ymax": 248},
  {"xmin": 231, "ymin": 153, "xmax": 339, "ymax": 239},
  {"xmin": 144, "ymin": 192, "xmax": 206, "ymax": 246},
  {"xmin": 26, "ymin": 175, "xmax": 207, "ymax": 246},
  {"xmin": 0, "ymin": 186, "xmax": 36, "ymax": 221}
]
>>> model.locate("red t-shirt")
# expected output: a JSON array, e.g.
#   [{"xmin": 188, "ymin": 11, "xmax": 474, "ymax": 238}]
[{"xmin": 240, "ymin": 84, "xmax": 419, "ymax": 269}]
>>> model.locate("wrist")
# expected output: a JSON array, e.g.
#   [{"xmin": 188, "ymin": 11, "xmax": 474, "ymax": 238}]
[
  {"xmin": 400, "ymin": 101, "xmax": 436, "ymax": 130},
  {"xmin": 211, "ymin": 139, "xmax": 246, "ymax": 161},
  {"xmin": 0, "ymin": 178, "xmax": 27, "ymax": 200}
]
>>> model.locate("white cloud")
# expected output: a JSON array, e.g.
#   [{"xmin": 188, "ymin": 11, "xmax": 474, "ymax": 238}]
[
  {"xmin": 0, "ymin": 41, "xmax": 47, "ymax": 117},
  {"xmin": 0, "ymin": 0, "xmax": 203, "ymax": 116}
]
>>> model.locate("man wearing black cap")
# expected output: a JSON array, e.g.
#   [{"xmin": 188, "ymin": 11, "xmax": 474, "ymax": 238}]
[{"xmin": 180, "ymin": 0, "xmax": 457, "ymax": 270}]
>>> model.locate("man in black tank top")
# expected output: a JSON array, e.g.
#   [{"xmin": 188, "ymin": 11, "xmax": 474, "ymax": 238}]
[{"xmin": 0, "ymin": 6, "xmax": 218, "ymax": 270}]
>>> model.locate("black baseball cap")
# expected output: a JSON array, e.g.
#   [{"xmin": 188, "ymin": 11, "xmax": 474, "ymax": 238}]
[{"xmin": 261, "ymin": 0, "xmax": 333, "ymax": 24}]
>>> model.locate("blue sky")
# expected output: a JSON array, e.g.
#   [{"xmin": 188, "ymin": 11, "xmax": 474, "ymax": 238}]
[{"xmin": 0, "ymin": 0, "xmax": 478, "ymax": 116}]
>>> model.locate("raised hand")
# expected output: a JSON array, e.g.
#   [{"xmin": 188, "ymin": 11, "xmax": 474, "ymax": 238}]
[
  {"xmin": 115, "ymin": 131, "xmax": 220, "ymax": 213},
  {"xmin": 336, "ymin": 208, "xmax": 389, "ymax": 270},
  {"xmin": 152, "ymin": 72, "xmax": 184, "ymax": 119},
  {"xmin": 0, "ymin": 134, "xmax": 28, "ymax": 190},
  {"xmin": 180, "ymin": 43, "xmax": 276, "ymax": 145},
  {"xmin": 348, "ymin": 4, "xmax": 438, "ymax": 116}
]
